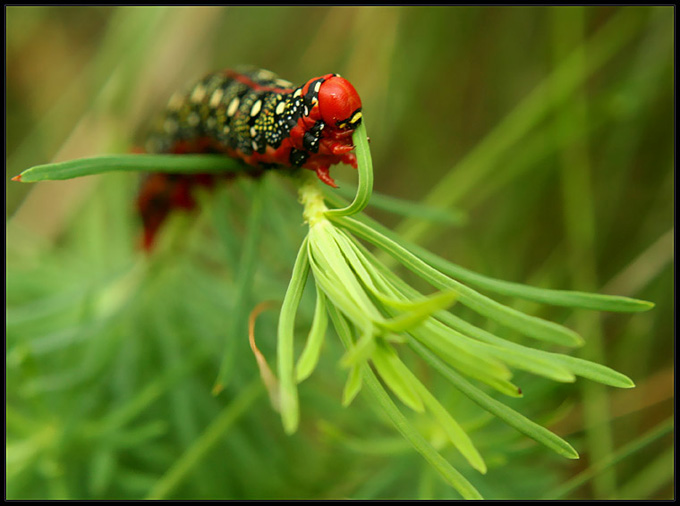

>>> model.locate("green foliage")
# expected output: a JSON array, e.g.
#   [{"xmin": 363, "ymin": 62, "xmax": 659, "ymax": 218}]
[{"xmin": 7, "ymin": 5, "xmax": 673, "ymax": 501}]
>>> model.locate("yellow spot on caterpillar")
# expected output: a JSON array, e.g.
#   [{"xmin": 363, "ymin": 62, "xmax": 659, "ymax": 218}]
[
  {"xmin": 275, "ymin": 78, "xmax": 293, "ymax": 88},
  {"xmin": 209, "ymin": 88, "xmax": 224, "ymax": 107},
  {"xmin": 275, "ymin": 101, "xmax": 286, "ymax": 115},
  {"xmin": 227, "ymin": 98, "xmax": 240, "ymax": 117},
  {"xmin": 250, "ymin": 100, "xmax": 262, "ymax": 117},
  {"xmin": 257, "ymin": 69, "xmax": 276, "ymax": 80},
  {"xmin": 190, "ymin": 85, "xmax": 206, "ymax": 103},
  {"xmin": 250, "ymin": 126, "xmax": 257, "ymax": 138},
  {"xmin": 350, "ymin": 111, "xmax": 362, "ymax": 124}
]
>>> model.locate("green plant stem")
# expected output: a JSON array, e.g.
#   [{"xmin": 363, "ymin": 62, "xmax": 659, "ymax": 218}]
[{"xmin": 15, "ymin": 154, "xmax": 248, "ymax": 182}]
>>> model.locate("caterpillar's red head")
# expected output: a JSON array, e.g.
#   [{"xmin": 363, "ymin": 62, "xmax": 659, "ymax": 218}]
[{"xmin": 317, "ymin": 75, "xmax": 363, "ymax": 131}]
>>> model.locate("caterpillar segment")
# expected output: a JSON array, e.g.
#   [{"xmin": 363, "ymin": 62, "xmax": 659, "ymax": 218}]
[{"xmin": 138, "ymin": 67, "xmax": 363, "ymax": 249}]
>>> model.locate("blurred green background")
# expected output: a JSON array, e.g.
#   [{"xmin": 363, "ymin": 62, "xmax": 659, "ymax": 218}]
[{"xmin": 6, "ymin": 6, "xmax": 674, "ymax": 500}]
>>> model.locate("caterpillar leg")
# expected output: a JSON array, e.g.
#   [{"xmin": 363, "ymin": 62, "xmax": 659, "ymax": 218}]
[
  {"xmin": 314, "ymin": 166, "xmax": 338, "ymax": 188},
  {"xmin": 343, "ymin": 152, "xmax": 358, "ymax": 169},
  {"xmin": 320, "ymin": 139, "xmax": 355, "ymax": 156}
]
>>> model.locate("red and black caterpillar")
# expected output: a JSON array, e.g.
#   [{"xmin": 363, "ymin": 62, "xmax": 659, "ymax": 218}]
[{"xmin": 137, "ymin": 67, "xmax": 363, "ymax": 249}]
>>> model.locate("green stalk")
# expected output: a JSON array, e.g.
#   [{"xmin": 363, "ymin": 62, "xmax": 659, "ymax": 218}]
[{"xmin": 14, "ymin": 154, "xmax": 246, "ymax": 183}]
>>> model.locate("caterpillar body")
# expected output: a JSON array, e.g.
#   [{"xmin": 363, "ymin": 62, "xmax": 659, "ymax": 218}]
[{"xmin": 137, "ymin": 67, "xmax": 363, "ymax": 249}]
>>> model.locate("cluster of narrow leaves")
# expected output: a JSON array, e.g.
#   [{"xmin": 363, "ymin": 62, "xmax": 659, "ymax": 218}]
[
  {"xmin": 273, "ymin": 123, "xmax": 653, "ymax": 499},
  {"xmin": 11, "ymin": 122, "xmax": 654, "ymax": 500}
]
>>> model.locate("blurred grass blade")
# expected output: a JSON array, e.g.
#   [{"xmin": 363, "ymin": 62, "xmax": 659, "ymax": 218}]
[
  {"xmin": 548, "ymin": 417, "xmax": 673, "ymax": 499},
  {"xmin": 14, "ymin": 154, "xmax": 247, "ymax": 182},
  {"xmin": 396, "ymin": 8, "xmax": 644, "ymax": 246},
  {"xmin": 325, "ymin": 121, "xmax": 373, "ymax": 218},
  {"xmin": 147, "ymin": 380, "xmax": 263, "ymax": 500},
  {"xmin": 618, "ymin": 446, "xmax": 674, "ymax": 499},
  {"xmin": 410, "ymin": 339, "xmax": 580, "ymax": 460},
  {"xmin": 277, "ymin": 236, "xmax": 311, "ymax": 434},
  {"xmin": 213, "ymin": 181, "xmax": 265, "ymax": 392}
]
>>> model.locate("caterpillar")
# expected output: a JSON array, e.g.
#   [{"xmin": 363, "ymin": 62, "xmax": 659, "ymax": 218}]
[{"xmin": 137, "ymin": 67, "xmax": 363, "ymax": 250}]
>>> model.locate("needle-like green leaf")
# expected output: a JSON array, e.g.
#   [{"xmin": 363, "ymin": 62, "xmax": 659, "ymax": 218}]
[
  {"xmin": 410, "ymin": 339, "xmax": 580, "ymax": 460},
  {"xmin": 277, "ymin": 236, "xmax": 311, "ymax": 434},
  {"xmin": 295, "ymin": 286, "xmax": 329, "ymax": 383},
  {"xmin": 327, "ymin": 304, "xmax": 483, "ymax": 499},
  {"xmin": 14, "ymin": 154, "xmax": 247, "ymax": 182},
  {"xmin": 333, "ymin": 215, "xmax": 584, "ymax": 347}
]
